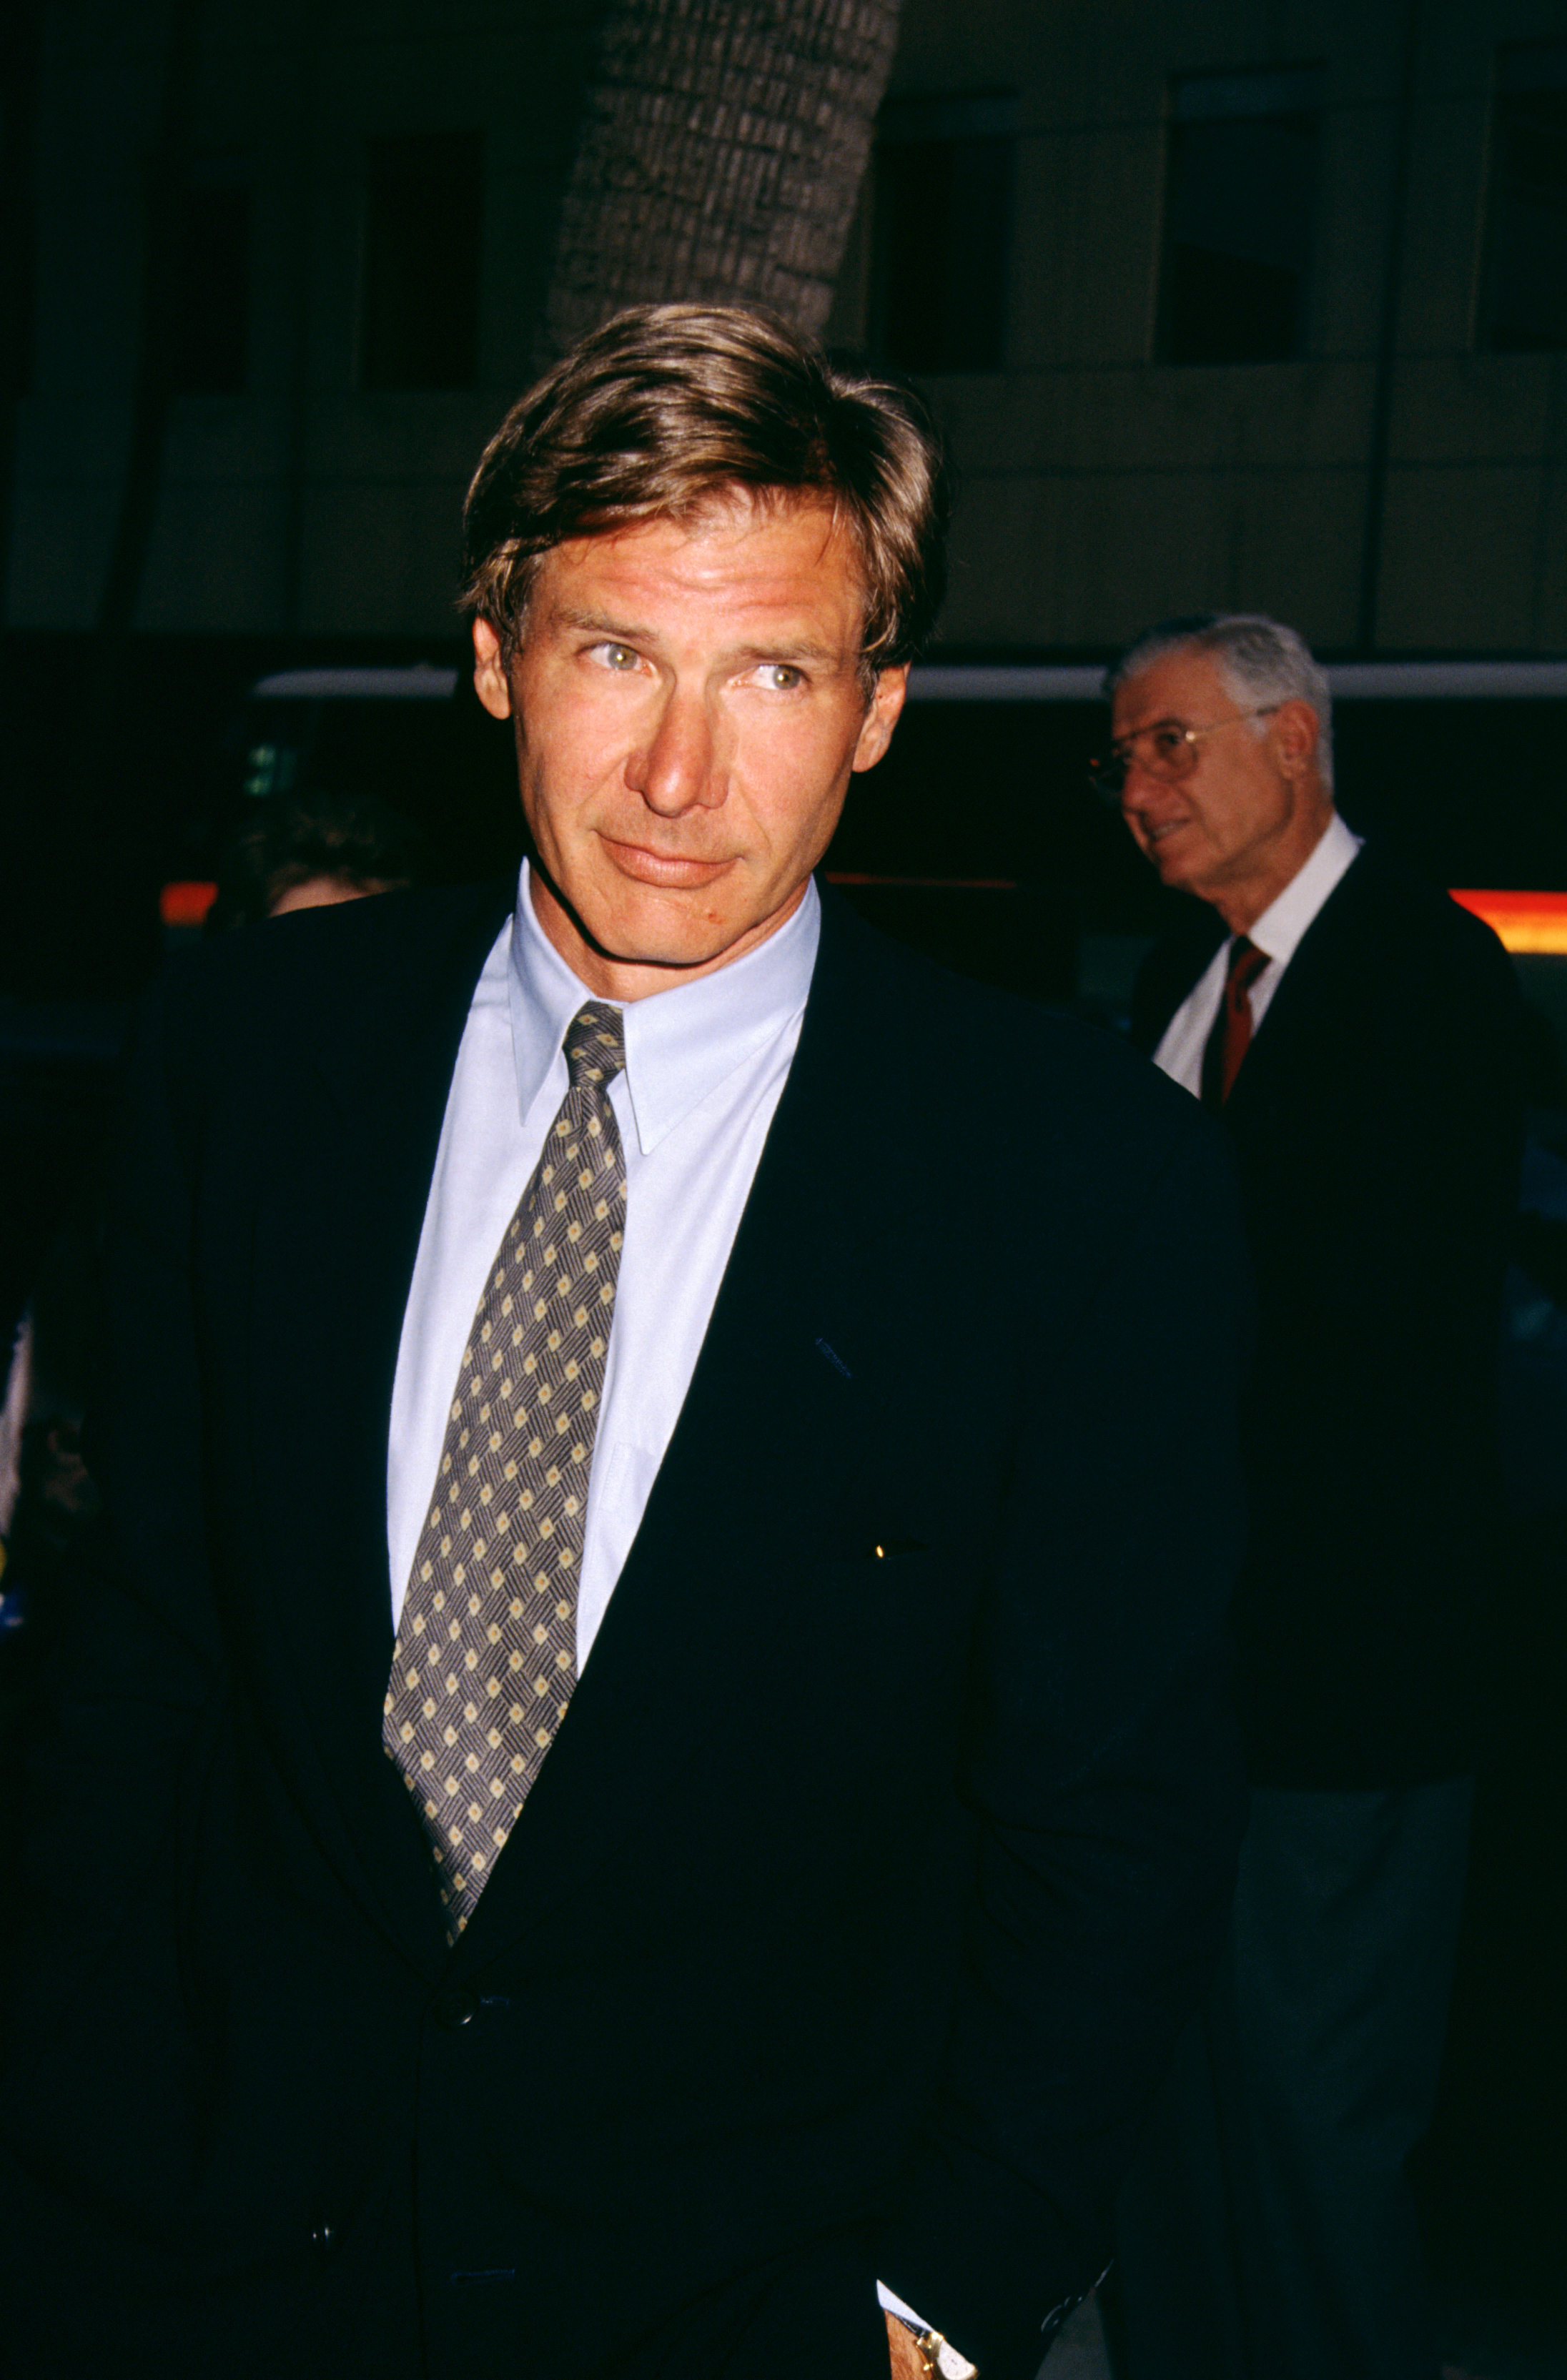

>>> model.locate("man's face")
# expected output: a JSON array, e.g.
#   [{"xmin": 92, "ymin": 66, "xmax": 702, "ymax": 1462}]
[
  {"xmin": 1110, "ymin": 648, "xmax": 1326, "ymax": 926},
  {"xmin": 473, "ymin": 494, "xmax": 906, "ymax": 999}
]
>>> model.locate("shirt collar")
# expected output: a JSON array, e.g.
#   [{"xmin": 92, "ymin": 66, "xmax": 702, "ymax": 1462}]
[
  {"xmin": 508, "ymin": 861, "xmax": 821, "ymax": 1155},
  {"xmin": 1246, "ymin": 810, "xmax": 1363, "ymax": 967}
]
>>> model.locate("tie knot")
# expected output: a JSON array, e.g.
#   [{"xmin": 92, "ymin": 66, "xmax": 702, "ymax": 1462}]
[
  {"xmin": 563, "ymin": 1001, "xmax": 625, "ymax": 1091},
  {"xmin": 1227, "ymin": 936, "xmax": 1269, "ymax": 998}
]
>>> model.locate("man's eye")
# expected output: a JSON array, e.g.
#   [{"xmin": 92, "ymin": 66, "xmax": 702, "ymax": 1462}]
[
  {"xmin": 1150, "ymin": 725, "xmax": 1187, "ymax": 758},
  {"xmin": 756, "ymin": 663, "xmax": 803, "ymax": 691},
  {"xmin": 598, "ymin": 643, "xmax": 639, "ymax": 671}
]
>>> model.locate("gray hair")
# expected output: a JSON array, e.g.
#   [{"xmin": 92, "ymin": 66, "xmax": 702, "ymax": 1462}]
[{"xmin": 1102, "ymin": 612, "xmax": 1334, "ymax": 793}]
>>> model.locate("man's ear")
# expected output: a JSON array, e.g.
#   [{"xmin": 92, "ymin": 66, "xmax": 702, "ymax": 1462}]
[
  {"xmin": 473, "ymin": 618, "xmax": 514, "ymax": 721},
  {"xmin": 851, "ymin": 664, "xmax": 910, "ymax": 774},
  {"xmin": 1272, "ymin": 697, "xmax": 1319, "ymax": 779}
]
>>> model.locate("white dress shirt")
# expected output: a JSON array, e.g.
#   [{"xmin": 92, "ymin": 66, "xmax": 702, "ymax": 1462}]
[
  {"xmin": 387, "ymin": 863, "xmax": 817, "ymax": 1650},
  {"xmin": 1152, "ymin": 811, "xmax": 1363, "ymax": 1097}
]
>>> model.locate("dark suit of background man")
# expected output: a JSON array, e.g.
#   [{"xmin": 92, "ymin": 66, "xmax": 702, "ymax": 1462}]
[
  {"xmin": 1, "ymin": 311, "xmax": 1250, "ymax": 2380},
  {"xmin": 1097, "ymin": 614, "xmax": 1523, "ymax": 2380}
]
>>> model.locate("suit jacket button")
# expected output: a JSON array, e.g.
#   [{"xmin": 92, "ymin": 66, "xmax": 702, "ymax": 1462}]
[{"xmin": 433, "ymin": 1985, "xmax": 479, "ymax": 2031}]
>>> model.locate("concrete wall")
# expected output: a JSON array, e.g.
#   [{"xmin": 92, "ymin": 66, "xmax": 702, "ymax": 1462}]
[
  {"xmin": 6, "ymin": 0, "xmax": 1566, "ymax": 653},
  {"xmin": 6, "ymin": 0, "xmax": 593, "ymax": 641},
  {"xmin": 860, "ymin": 0, "xmax": 1567, "ymax": 653}
]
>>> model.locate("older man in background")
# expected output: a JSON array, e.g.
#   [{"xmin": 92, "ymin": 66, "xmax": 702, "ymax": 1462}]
[{"xmin": 1100, "ymin": 613, "xmax": 1523, "ymax": 2380}]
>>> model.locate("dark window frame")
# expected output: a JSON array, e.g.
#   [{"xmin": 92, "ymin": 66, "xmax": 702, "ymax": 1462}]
[
  {"xmin": 868, "ymin": 90, "xmax": 1017, "ymax": 376},
  {"xmin": 1478, "ymin": 41, "xmax": 1567, "ymax": 354},
  {"xmin": 1157, "ymin": 65, "xmax": 1327, "ymax": 367},
  {"xmin": 169, "ymin": 149, "xmax": 252, "ymax": 397},
  {"xmin": 360, "ymin": 129, "xmax": 484, "ymax": 393}
]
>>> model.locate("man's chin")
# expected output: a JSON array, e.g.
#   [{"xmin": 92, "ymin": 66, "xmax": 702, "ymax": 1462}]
[
  {"xmin": 1144, "ymin": 840, "xmax": 1197, "ymax": 893},
  {"xmin": 597, "ymin": 928, "xmax": 746, "ymax": 974},
  {"xmin": 535, "ymin": 868, "xmax": 746, "ymax": 975}
]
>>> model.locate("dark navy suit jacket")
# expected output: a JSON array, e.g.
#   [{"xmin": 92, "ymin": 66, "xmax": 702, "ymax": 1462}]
[
  {"xmin": 1132, "ymin": 844, "xmax": 1523, "ymax": 1787},
  {"xmin": 3, "ymin": 883, "xmax": 1249, "ymax": 2380}
]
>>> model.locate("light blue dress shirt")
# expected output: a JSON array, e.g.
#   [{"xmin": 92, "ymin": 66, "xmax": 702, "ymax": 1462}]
[{"xmin": 387, "ymin": 863, "xmax": 819, "ymax": 1657}]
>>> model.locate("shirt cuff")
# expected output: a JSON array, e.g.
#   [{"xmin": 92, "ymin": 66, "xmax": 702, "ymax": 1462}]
[
  {"xmin": 876, "ymin": 2286, "xmax": 978, "ymax": 2379},
  {"xmin": 876, "ymin": 2282, "xmax": 927, "ymax": 2329}
]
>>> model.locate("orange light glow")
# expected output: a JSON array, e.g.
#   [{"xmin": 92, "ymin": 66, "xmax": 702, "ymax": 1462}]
[
  {"xmin": 1449, "ymin": 891, "xmax": 1567, "ymax": 955},
  {"xmin": 160, "ymin": 881, "xmax": 218, "ymax": 928}
]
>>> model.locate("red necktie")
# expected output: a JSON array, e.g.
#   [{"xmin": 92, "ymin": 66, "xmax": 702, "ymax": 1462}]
[{"xmin": 1200, "ymin": 936, "xmax": 1270, "ymax": 1112}]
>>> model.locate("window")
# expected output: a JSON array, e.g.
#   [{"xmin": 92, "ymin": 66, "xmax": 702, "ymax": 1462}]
[
  {"xmin": 360, "ymin": 132, "xmax": 483, "ymax": 391},
  {"xmin": 869, "ymin": 93, "xmax": 1014, "ymax": 374},
  {"xmin": 1160, "ymin": 67, "xmax": 1325, "ymax": 365},
  {"xmin": 171, "ymin": 152, "xmax": 251, "ymax": 395},
  {"xmin": 1480, "ymin": 44, "xmax": 1567, "ymax": 352}
]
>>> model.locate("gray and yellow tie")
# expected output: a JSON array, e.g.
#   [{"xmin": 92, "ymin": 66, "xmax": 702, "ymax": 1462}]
[{"xmin": 384, "ymin": 1001, "xmax": 627, "ymax": 1935}]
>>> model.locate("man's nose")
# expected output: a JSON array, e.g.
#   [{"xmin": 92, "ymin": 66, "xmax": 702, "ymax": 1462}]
[
  {"xmin": 626, "ymin": 685, "xmax": 724, "ymax": 814},
  {"xmin": 1117, "ymin": 747, "xmax": 1167, "ymax": 815},
  {"xmin": 1118, "ymin": 759, "xmax": 1152, "ymax": 814}
]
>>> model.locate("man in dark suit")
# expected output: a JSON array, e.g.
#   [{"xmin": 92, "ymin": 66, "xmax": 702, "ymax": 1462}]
[
  {"xmin": 1, "ymin": 312, "xmax": 1249, "ymax": 2380},
  {"xmin": 1098, "ymin": 614, "xmax": 1522, "ymax": 2380}
]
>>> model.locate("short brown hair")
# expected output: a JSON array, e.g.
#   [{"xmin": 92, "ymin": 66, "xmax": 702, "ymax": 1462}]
[{"xmin": 460, "ymin": 304, "xmax": 948, "ymax": 681}]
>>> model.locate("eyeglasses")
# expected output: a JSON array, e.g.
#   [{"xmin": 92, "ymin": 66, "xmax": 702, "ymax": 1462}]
[{"xmin": 1087, "ymin": 705, "xmax": 1280, "ymax": 801}]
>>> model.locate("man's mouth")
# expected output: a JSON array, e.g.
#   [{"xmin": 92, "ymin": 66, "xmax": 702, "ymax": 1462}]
[{"xmin": 598, "ymin": 836, "xmax": 736, "ymax": 889}]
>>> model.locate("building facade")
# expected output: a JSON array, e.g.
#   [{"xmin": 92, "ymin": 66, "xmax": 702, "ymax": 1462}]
[{"xmin": 2, "ymin": 0, "xmax": 1566, "ymax": 657}]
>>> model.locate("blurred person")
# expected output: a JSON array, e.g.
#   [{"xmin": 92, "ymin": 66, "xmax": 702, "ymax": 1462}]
[
  {"xmin": 0, "ymin": 1312, "xmax": 30, "ymax": 1692},
  {"xmin": 1097, "ymin": 613, "xmax": 1524, "ymax": 2380},
  {"xmin": 206, "ymin": 789, "xmax": 422, "ymax": 930},
  {"xmin": 1, "ymin": 310, "xmax": 1250, "ymax": 2380},
  {"xmin": 0, "ymin": 800, "xmax": 417, "ymax": 1677},
  {"xmin": 0, "ymin": 1196, "xmax": 103, "ymax": 1738},
  {"xmin": 0, "ymin": 1314, "xmax": 26, "ymax": 1550},
  {"xmin": 1, "ymin": 1303, "xmax": 100, "ymax": 1618}
]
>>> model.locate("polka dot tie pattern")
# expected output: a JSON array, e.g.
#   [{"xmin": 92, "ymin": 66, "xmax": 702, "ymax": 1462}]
[{"xmin": 383, "ymin": 1001, "xmax": 626, "ymax": 1937}]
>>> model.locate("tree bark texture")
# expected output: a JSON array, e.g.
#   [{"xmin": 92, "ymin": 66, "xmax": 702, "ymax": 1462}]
[{"xmin": 545, "ymin": 0, "xmax": 901, "ymax": 356}]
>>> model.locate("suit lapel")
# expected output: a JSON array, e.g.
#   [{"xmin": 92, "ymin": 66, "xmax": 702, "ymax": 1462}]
[
  {"xmin": 450, "ymin": 894, "xmax": 936, "ymax": 1970},
  {"xmin": 244, "ymin": 886, "xmax": 513, "ymax": 1974},
  {"xmin": 1137, "ymin": 850, "xmax": 1378, "ymax": 1112},
  {"xmin": 1223, "ymin": 847, "xmax": 1373, "ymax": 1121}
]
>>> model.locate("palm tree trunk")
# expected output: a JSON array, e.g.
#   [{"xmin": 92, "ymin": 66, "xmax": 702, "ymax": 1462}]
[{"xmin": 545, "ymin": 0, "xmax": 901, "ymax": 355}]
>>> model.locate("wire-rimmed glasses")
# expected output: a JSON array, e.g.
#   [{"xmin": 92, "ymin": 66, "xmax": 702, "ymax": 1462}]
[{"xmin": 1087, "ymin": 705, "xmax": 1280, "ymax": 802}]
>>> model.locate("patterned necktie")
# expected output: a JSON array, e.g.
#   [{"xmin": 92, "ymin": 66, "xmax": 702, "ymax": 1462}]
[
  {"xmin": 384, "ymin": 1000, "xmax": 627, "ymax": 1936},
  {"xmin": 1200, "ymin": 936, "xmax": 1270, "ymax": 1112}
]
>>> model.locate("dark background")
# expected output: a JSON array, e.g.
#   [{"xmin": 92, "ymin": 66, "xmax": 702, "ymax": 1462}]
[{"xmin": 2, "ymin": 4, "xmax": 1565, "ymax": 2371}]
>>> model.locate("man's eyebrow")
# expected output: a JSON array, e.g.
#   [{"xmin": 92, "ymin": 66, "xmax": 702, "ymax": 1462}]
[
  {"xmin": 1114, "ymin": 713, "xmax": 1186, "ymax": 741},
  {"xmin": 728, "ymin": 637, "xmax": 845, "ymax": 668},
  {"xmin": 554, "ymin": 605, "xmax": 652, "ymax": 641}
]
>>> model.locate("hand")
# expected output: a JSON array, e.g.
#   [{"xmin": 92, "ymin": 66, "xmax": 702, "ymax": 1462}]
[{"xmin": 886, "ymin": 2314, "xmax": 926, "ymax": 2380}]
